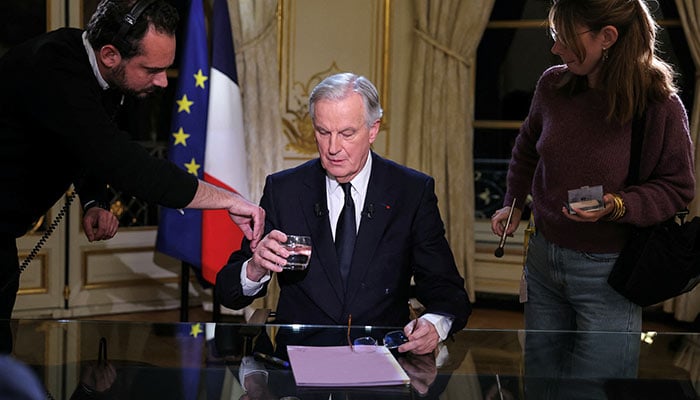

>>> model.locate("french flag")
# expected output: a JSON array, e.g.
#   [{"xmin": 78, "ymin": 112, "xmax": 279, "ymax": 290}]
[{"xmin": 201, "ymin": 0, "xmax": 249, "ymax": 284}]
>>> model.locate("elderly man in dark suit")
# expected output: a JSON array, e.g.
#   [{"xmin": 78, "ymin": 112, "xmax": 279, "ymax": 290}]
[{"xmin": 216, "ymin": 73, "xmax": 470, "ymax": 355}]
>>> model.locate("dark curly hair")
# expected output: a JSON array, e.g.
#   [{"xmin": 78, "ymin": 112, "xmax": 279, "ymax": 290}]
[{"xmin": 86, "ymin": 0, "xmax": 179, "ymax": 59}]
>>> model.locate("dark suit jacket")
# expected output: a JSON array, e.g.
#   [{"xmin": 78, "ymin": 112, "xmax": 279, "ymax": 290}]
[{"xmin": 216, "ymin": 153, "xmax": 470, "ymax": 334}]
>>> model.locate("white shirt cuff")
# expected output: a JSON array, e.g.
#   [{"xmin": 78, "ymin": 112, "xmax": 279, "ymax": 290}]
[
  {"xmin": 240, "ymin": 259, "xmax": 271, "ymax": 296},
  {"xmin": 421, "ymin": 313, "xmax": 454, "ymax": 341}
]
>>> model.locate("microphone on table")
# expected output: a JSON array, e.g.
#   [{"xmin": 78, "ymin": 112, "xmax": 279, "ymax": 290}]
[{"xmin": 494, "ymin": 198, "xmax": 516, "ymax": 258}]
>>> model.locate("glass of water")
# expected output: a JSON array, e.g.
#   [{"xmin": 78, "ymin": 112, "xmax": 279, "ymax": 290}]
[{"xmin": 282, "ymin": 235, "xmax": 312, "ymax": 270}]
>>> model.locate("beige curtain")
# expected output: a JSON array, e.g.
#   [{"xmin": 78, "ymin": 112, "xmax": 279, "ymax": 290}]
[
  {"xmin": 404, "ymin": 0, "xmax": 495, "ymax": 300},
  {"xmin": 662, "ymin": 0, "xmax": 700, "ymax": 323},
  {"xmin": 228, "ymin": 0, "xmax": 283, "ymax": 311}
]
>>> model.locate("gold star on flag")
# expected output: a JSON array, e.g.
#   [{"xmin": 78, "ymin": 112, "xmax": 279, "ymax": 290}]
[
  {"xmin": 176, "ymin": 94, "xmax": 194, "ymax": 114},
  {"xmin": 172, "ymin": 127, "xmax": 190, "ymax": 146},
  {"xmin": 193, "ymin": 69, "xmax": 208, "ymax": 89},
  {"xmin": 184, "ymin": 158, "xmax": 201, "ymax": 176},
  {"xmin": 189, "ymin": 323, "xmax": 203, "ymax": 338}
]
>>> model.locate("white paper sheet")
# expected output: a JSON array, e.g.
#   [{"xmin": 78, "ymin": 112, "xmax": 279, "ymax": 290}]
[{"xmin": 287, "ymin": 345, "xmax": 410, "ymax": 387}]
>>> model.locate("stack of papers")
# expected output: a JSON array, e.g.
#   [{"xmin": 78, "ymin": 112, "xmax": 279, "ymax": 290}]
[{"xmin": 287, "ymin": 345, "xmax": 410, "ymax": 387}]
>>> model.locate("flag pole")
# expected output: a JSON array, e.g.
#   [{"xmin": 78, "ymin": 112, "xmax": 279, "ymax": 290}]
[
  {"xmin": 212, "ymin": 284, "xmax": 221, "ymax": 322},
  {"xmin": 180, "ymin": 262, "xmax": 190, "ymax": 322}
]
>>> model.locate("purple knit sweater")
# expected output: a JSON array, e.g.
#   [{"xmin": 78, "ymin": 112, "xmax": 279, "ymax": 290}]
[{"xmin": 505, "ymin": 65, "xmax": 695, "ymax": 253}]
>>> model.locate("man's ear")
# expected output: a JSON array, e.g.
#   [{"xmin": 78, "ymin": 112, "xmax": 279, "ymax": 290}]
[
  {"xmin": 368, "ymin": 120, "xmax": 381, "ymax": 144},
  {"xmin": 601, "ymin": 25, "xmax": 619, "ymax": 48},
  {"xmin": 98, "ymin": 44, "xmax": 122, "ymax": 68}
]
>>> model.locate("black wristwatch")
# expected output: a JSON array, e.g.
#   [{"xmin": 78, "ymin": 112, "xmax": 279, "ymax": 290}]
[{"xmin": 83, "ymin": 200, "xmax": 111, "ymax": 212}]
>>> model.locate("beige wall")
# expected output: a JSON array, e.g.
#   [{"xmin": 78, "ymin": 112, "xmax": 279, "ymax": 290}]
[{"xmin": 278, "ymin": 0, "xmax": 414, "ymax": 168}]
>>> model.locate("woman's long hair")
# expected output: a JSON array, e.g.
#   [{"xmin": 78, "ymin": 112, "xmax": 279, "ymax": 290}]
[{"xmin": 549, "ymin": 0, "xmax": 677, "ymax": 123}]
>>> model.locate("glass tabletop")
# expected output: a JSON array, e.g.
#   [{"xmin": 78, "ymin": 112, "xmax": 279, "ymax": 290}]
[{"xmin": 1, "ymin": 318, "xmax": 699, "ymax": 399}]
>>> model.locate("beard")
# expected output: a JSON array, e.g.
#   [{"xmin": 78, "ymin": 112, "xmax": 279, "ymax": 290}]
[{"xmin": 110, "ymin": 63, "xmax": 159, "ymax": 98}]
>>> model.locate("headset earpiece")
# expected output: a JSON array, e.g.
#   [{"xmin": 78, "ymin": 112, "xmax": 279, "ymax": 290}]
[{"xmin": 113, "ymin": 0, "xmax": 158, "ymax": 54}]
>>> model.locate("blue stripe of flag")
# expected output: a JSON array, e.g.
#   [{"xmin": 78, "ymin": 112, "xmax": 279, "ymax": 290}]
[
  {"xmin": 212, "ymin": 0, "xmax": 239, "ymax": 85},
  {"xmin": 156, "ymin": 0, "xmax": 210, "ymax": 269}
]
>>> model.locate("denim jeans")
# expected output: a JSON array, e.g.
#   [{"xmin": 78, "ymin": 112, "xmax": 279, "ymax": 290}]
[{"xmin": 523, "ymin": 231, "xmax": 642, "ymax": 400}]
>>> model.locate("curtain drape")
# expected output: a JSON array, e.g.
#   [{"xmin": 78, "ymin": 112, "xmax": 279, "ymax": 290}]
[
  {"xmin": 662, "ymin": 0, "xmax": 700, "ymax": 323},
  {"xmin": 228, "ymin": 0, "xmax": 283, "ymax": 313},
  {"xmin": 404, "ymin": 0, "xmax": 495, "ymax": 300}
]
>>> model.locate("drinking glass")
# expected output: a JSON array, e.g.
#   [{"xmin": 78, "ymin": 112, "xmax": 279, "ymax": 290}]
[{"xmin": 282, "ymin": 235, "xmax": 312, "ymax": 270}]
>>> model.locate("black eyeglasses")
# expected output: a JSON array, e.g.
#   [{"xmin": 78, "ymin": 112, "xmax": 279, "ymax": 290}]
[
  {"xmin": 347, "ymin": 314, "xmax": 409, "ymax": 353},
  {"xmin": 383, "ymin": 330, "xmax": 409, "ymax": 349}
]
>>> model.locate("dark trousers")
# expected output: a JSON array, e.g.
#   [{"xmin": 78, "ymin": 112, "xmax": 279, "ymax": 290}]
[{"xmin": 0, "ymin": 236, "xmax": 19, "ymax": 320}]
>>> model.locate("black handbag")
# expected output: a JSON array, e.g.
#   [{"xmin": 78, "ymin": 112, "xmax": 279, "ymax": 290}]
[
  {"xmin": 608, "ymin": 212, "xmax": 700, "ymax": 307},
  {"xmin": 607, "ymin": 114, "xmax": 700, "ymax": 307}
]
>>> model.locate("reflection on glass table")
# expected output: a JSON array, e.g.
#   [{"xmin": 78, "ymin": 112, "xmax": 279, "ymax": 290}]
[{"xmin": 1, "ymin": 319, "xmax": 699, "ymax": 399}]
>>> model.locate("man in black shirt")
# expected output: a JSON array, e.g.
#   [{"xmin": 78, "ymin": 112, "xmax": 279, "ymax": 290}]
[{"xmin": 0, "ymin": 0, "xmax": 264, "ymax": 322}]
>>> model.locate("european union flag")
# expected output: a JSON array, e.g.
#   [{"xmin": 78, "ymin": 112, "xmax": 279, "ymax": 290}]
[{"xmin": 156, "ymin": 0, "xmax": 209, "ymax": 268}]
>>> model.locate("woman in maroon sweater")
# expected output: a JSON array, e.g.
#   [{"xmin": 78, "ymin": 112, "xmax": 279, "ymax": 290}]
[{"xmin": 491, "ymin": 0, "xmax": 694, "ymax": 398}]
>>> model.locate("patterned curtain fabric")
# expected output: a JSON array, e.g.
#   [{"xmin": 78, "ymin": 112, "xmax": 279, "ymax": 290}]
[
  {"xmin": 663, "ymin": 0, "xmax": 700, "ymax": 323},
  {"xmin": 228, "ymin": 0, "xmax": 283, "ymax": 313},
  {"xmin": 404, "ymin": 0, "xmax": 495, "ymax": 300}
]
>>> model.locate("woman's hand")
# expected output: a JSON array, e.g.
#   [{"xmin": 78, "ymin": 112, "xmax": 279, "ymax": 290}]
[
  {"xmin": 491, "ymin": 206, "xmax": 522, "ymax": 237},
  {"xmin": 562, "ymin": 193, "xmax": 616, "ymax": 222}
]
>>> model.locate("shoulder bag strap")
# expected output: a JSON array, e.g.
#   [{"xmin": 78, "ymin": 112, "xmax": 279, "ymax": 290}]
[{"xmin": 628, "ymin": 111, "xmax": 688, "ymax": 222}]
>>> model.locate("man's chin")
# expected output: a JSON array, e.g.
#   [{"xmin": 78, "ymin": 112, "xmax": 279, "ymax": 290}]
[
  {"xmin": 118, "ymin": 86, "xmax": 158, "ymax": 98},
  {"xmin": 320, "ymin": 162, "xmax": 344, "ymax": 179},
  {"xmin": 136, "ymin": 89, "xmax": 158, "ymax": 98}
]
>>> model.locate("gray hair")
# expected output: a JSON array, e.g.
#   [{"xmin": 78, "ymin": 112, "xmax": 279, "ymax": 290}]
[{"xmin": 308, "ymin": 73, "xmax": 383, "ymax": 128}]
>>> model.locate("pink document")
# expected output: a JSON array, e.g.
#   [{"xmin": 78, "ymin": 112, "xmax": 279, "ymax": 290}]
[{"xmin": 287, "ymin": 345, "xmax": 410, "ymax": 387}]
